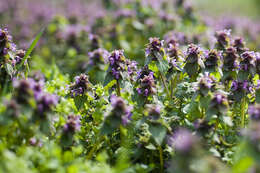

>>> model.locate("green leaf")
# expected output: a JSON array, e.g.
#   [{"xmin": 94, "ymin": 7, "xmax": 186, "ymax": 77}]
[
  {"xmin": 222, "ymin": 116, "xmax": 233, "ymax": 127},
  {"xmin": 5, "ymin": 64, "xmax": 14, "ymax": 76},
  {"xmin": 74, "ymin": 95, "xmax": 88, "ymax": 110},
  {"xmin": 18, "ymin": 28, "xmax": 45, "ymax": 70},
  {"xmin": 149, "ymin": 123, "xmax": 166, "ymax": 146},
  {"xmin": 145, "ymin": 143, "xmax": 157, "ymax": 150},
  {"xmin": 103, "ymin": 72, "xmax": 115, "ymax": 86},
  {"xmin": 156, "ymin": 58, "xmax": 169, "ymax": 74}
]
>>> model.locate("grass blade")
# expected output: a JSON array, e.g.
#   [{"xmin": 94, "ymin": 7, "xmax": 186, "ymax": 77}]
[{"xmin": 18, "ymin": 27, "xmax": 45, "ymax": 70}]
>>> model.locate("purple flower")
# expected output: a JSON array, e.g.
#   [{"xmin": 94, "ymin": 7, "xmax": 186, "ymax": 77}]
[
  {"xmin": 36, "ymin": 93, "xmax": 59, "ymax": 115},
  {"xmin": 13, "ymin": 79, "xmax": 34, "ymax": 104},
  {"xmin": 185, "ymin": 44, "xmax": 201, "ymax": 63},
  {"xmin": 242, "ymin": 122, "xmax": 260, "ymax": 147},
  {"xmin": 215, "ymin": 29, "xmax": 231, "ymax": 49},
  {"xmin": 231, "ymin": 80, "xmax": 251, "ymax": 93},
  {"xmin": 233, "ymin": 37, "xmax": 248, "ymax": 54},
  {"xmin": 89, "ymin": 34, "xmax": 100, "ymax": 50},
  {"xmin": 137, "ymin": 66, "xmax": 153, "ymax": 80},
  {"xmin": 110, "ymin": 95, "xmax": 133, "ymax": 126},
  {"xmin": 209, "ymin": 92, "xmax": 229, "ymax": 114},
  {"xmin": 240, "ymin": 51, "xmax": 256, "ymax": 73},
  {"xmin": 248, "ymin": 104, "xmax": 260, "ymax": 120},
  {"xmin": 0, "ymin": 28, "xmax": 16, "ymax": 57},
  {"xmin": 13, "ymin": 78, "xmax": 58, "ymax": 116},
  {"xmin": 204, "ymin": 49, "xmax": 220, "ymax": 71},
  {"xmin": 69, "ymin": 74, "xmax": 91, "ymax": 97},
  {"xmin": 145, "ymin": 37, "xmax": 164, "ymax": 58},
  {"xmin": 88, "ymin": 48, "xmax": 109, "ymax": 67},
  {"xmin": 256, "ymin": 52, "xmax": 260, "ymax": 75},
  {"xmin": 167, "ymin": 43, "xmax": 179, "ymax": 59},
  {"xmin": 63, "ymin": 115, "xmax": 81, "ymax": 133},
  {"xmin": 137, "ymin": 72, "xmax": 156, "ymax": 97},
  {"xmin": 197, "ymin": 73, "xmax": 215, "ymax": 96},
  {"xmin": 168, "ymin": 129, "xmax": 197, "ymax": 153},
  {"xmin": 108, "ymin": 50, "xmax": 127, "ymax": 80},
  {"xmin": 147, "ymin": 105, "xmax": 161, "ymax": 120},
  {"xmin": 223, "ymin": 47, "xmax": 238, "ymax": 71},
  {"xmin": 126, "ymin": 60, "xmax": 138, "ymax": 76}
]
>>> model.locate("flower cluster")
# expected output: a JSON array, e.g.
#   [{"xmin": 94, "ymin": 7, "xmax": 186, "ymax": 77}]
[
  {"xmin": 126, "ymin": 59, "xmax": 138, "ymax": 76},
  {"xmin": 63, "ymin": 115, "xmax": 81, "ymax": 133},
  {"xmin": 88, "ymin": 48, "xmax": 109, "ymax": 67},
  {"xmin": 215, "ymin": 29, "xmax": 231, "ymax": 49},
  {"xmin": 168, "ymin": 129, "xmax": 198, "ymax": 153},
  {"xmin": 230, "ymin": 80, "xmax": 252, "ymax": 101},
  {"xmin": 108, "ymin": 50, "xmax": 127, "ymax": 80},
  {"xmin": 110, "ymin": 95, "xmax": 133, "ymax": 126},
  {"xmin": 256, "ymin": 53, "xmax": 260, "ymax": 75},
  {"xmin": 209, "ymin": 92, "xmax": 229, "ymax": 115},
  {"xmin": 248, "ymin": 104, "xmax": 260, "ymax": 120},
  {"xmin": 223, "ymin": 47, "xmax": 238, "ymax": 72},
  {"xmin": 186, "ymin": 44, "xmax": 201, "ymax": 63},
  {"xmin": 13, "ymin": 78, "xmax": 58, "ymax": 115},
  {"xmin": 196, "ymin": 73, "xmax": 215, "ymax": 96},
  {"xmin": 145, "ymin": 37, "xmax": 164, "ymax": 60},
  {"xmin": 233, "ymin": 37, "xmax": 248, "ymax": 54},
  {"xmin": 239, "ymin": 51, "xmax": 256, "ymax": 74},
  {"xmin": 136, "ymin": 71, "xmax": 156, "ymax": 97},
  {"xmin": 0, "ymin": 28, "xmax": 16, "ymax": 58},
  {"xmin": 89, "ymin": 34, "xmax": 100, "ymax": 50},
  {"xmin": 184, "ymin": 44, "xmax": 203, "ymax": 78},
  {"xmin": 204, "ymin": 50, "xmax": 220, "ymax": 72},
  {"xmin": 69, "ymin": 74, "xmax": 91, "ymax": 97}
]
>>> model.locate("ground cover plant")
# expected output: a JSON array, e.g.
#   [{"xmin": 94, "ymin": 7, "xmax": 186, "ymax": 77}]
[{"xmin": 0, "ymin": 0, "xmax": 260, "ymax": 172}]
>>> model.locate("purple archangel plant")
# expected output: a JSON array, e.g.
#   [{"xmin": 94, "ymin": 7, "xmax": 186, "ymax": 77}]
[
  {"xmin": 222, "ymin": 46, "xmax": 238, "ymax": 81},
  {"xmin": 101, "ymin": 95, "xmax": 132, "ymax": 135},
  {"xmin": 63, "ymin": 115, "xmax": 81, "ymax": 133},
  {"xmin": 86, "ymin": 48, "xmax": 109, "ymax": 83},
  {"xmin": 248, "ymin": 104, "xmax": 260, "ymax": 121},
  {"xmin": 69, "ymin": 74, "xmax": 91, "ymax": 97},
  {"xmin": 207, "ymin": 92, "xmax": 229, "ymax": 119},
  {"xmin": 232, "ymin": 37, "xmax": 248, "ymax": 55},
  {"xmin": 61, "ymin": 114, "xmax": 81, "ymax": 147},
  {"xmin": 136, "ymin": 72, "xmax": 156, "ymax": 97},
  {"xmin": 104, "ymin": 50, "xmax": 129, "ymax": 96},
  {"xmin": 196, "ymin": 73, "xmax": 215, "ymax": 97},
  {"xmin": 145, "ymin": 37, "xmax": 170, "ymax": 98},
  {"xmin": 238, "ymin": 51, "xmax": 256, "ymax": 80},
  {"xmin": 215, "ymin": 29, "xmax": 231, "ymax": 50},
  {"xmin": 204, "ymin": 49, "xmax": 221, "ymax": 73},
  {"xmin": 184, "ymin": 44, "xmax": 204, "ymax": 81},
  {"xmin": 230, "ymin": 80, "xmax": 252, "ymax": 102},
  {"xmin": 13, "ymin": 78, "xmax": 58, "ymax": 116}
]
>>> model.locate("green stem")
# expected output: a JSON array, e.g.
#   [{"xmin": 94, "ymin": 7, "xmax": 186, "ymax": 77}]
[
  {"xmin": 159, "ymin": 72, "xmax": 170, "ymax": 98},
  {"xmin": 219, "ymin": 136, "xmax": 235, "ymax": 147},
  {"xmin": 86, "ymin": 136, "xmax": 104, "ymax": 160},
  {"xmin": 241, "ymin": 97, "xmax": 246, "ymax": 128},
  {"xmin": 116, "ymin": 80, "xmax": 121, "ymax": 96},
  {"xmin": 158, "ymin": 145, "xmax": 164, "ymax": 173}
]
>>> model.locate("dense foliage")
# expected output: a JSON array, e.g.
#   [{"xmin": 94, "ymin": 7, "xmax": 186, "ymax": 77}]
[{"xmin": 1, "ymin": 0, "xmax": 260, "ymax": 172}]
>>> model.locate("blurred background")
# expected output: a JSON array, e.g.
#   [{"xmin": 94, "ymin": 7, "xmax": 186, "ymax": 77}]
[
  {"xmin": 1, "ymin": 0, "xmax": 259, "ymax": 77},
  {"xmin": 196, "ymin": 0, "xmax": 260, "ymax": 20},
  {"xmin": 1, "ymin": 0, "xmax": 259, "ymax": 44}
]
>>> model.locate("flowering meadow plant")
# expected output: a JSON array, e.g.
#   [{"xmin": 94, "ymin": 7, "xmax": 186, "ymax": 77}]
[{"xmin": 0, "ymin": 0, "xmax": 260, "ymax": 173}]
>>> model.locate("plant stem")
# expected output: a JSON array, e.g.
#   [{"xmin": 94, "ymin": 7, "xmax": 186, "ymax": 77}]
[
  {"xmin": 170, "ymin": 74, "xmax": 179, "ymax": 99},
  {"xmin": 86, "ymin": 136, "xmax": 104, "ymax": 160},
  {"xmin": 241, "ymin": 97, "xmax": 246, "ymax": 128},
  {"xmin": 158, "ymin": 145, "xmax": 164, "ymax": 173},
  {"xmin": 116, "ymin": 80, "xmax": 121, "ymax": 96},
  {"xmin": 159, "ymin": 72, "xmax": 170, "ymax": 98}
]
